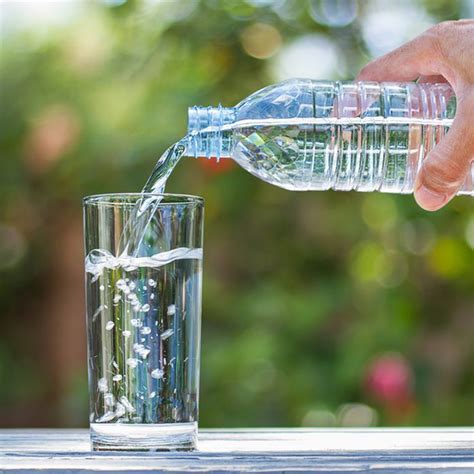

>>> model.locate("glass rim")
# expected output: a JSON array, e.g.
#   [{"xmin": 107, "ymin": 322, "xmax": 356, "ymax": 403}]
[{"xmin": 83, "ymin": 193, "xmax": 204, "ymax": 207}]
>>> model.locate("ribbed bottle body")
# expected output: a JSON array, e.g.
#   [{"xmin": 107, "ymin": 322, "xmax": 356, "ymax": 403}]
[{"xmin": 188, "ymin": 80, "xmax": 473, "ymax": 195}]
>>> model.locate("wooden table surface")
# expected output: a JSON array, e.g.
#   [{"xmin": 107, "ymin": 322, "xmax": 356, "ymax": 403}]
[{"xmin": 1, "ymin": 428, "xmax": 473, "ymax": 473}]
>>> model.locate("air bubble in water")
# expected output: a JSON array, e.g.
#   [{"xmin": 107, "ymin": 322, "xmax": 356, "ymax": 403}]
[
  {"xmin": 133, "ymin": 342, "xmax": 150, "ymax": 359},
  {"xmin": 112, "ymin": 374, "xmax": 122, "ymax": 382},
  {"xmin": 116, "ymin": 279, "xmax": 127, "ymax": 290},
  {"xmin": 98, "ymin": 377, "xmax": 108, "ymax": 393},
  {"xmin": 104, "ymin": 393, "xmax": 115, "ymax": 407},
  {"xmin": 131, "ymin": 319, "xmax": 141, "ymax": 327},
  {"xmin": 117, "ymin": 279, "xmax": 130, "ymax": 295},
  {"xmin": 151, "ymin": 368, "xmax": 164, "ymax": 379},
  {"xmin": 119, "ymin": 396, "xmax": 135, "ymax": 413},
  {"xmin": 141, "ymin": 304, "xmax": 150, "ymax": 312},
  {"xmin": 92, "ymin": 305, "xmax": 104, "ymax": 322},
  {"xmin": 96, "ymin": 411, "xmax": 115, "ymax": 423},
  {"xmin": 105, "ymin": 321, "xmax": 115, "ymax": 331},
  {"xmin": 149, "ymin": 391, "xmax": 156, "ymax": 398},
  {"xmin": 167, "ymin": 304, "xmax": 176, "ymax": 316},
  {"xmin": 122, "ymin": 330, "xmax": 131, "ymax": 337},
  {"xmin": 115, "ymin": 402, "xmax": 126, "ymax": 418},
  {"xmin": 133, "ymin": 343, "xmax": 145, "ymax": 353},
  {"xmin": 160, "ymin": 329, "xmax": 174, "ymax": 340},
  {"xmin": 126, "ymin": 358, "xmax": 139, "ymax": 368},
  {"xmin": 148, "ymin": 279, "xmax": 157, "ymax": 288},
  {"xmin": 139, "ymin": 348, "xmax": 151, "ymax": 359},
  {"xmin": 140, "ymin": 326, "xmax": 151, "ymax": 335}
]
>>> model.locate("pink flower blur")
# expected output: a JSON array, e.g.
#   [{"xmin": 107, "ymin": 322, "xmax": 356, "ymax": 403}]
[{"xmin": 365, "ymin": 353, "xmax": 414, "ymax": 408}]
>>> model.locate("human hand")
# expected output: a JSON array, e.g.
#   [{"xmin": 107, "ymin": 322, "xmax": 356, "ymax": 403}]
[{"xmin": 357, "ymin": 20, "xmax": 474, "ymax": 211}]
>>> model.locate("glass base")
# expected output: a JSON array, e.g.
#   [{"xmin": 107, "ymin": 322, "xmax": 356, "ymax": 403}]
[{"xmin": 90, "ymin": 422, "xmax": 197, "ymax": 451}]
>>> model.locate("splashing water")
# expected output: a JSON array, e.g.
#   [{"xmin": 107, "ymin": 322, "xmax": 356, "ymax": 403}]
[
  {"xmin": 118, "ymin": 139, "xmax": 188, "ymax": 257},
  {"xmin": 142, "ymin": 139, "xmax": 187, "ymax": 194},
  {"xmin": 86, "ymin": 247, "xmax": 204, "ymax": 282}
]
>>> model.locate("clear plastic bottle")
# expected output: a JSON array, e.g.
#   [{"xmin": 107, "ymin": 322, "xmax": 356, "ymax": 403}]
[{"xmin": 187, "ymin": 79, "xmax": 473, "ymax": 195}]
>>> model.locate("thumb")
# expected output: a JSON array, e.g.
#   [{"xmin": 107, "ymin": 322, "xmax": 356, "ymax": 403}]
[{"xmin": 414, "ymin": 93, "xmax": 474, "ymax": 211}]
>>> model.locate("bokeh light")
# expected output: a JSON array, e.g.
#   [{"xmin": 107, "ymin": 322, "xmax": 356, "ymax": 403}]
[
  {"xmin": 309, "ymin": 0, "xmax": 358, "ymax": 27},
  {"xmin": 361, "ymin": 0, "xmax": 435, "ymax": 57},
  {"xmin": 24, "ymin": 105, "xmax": 81, "ymax": 174},
  {"xmin": 64, "ymin": 19, "xmax": 111, "ymax": 74},
  {"xmin": 246, "ymin": 0, "xmax": 276, "ymax": 6},
  {"xmin": 272, "ymin": 0, "xmax": 305, "ymax": 23},
  {"xmin": 365, "ymin": 353, "xmax": 415, "ymax": 416},
  {"xmin": 301, "ymin": 408, "xmax": 336, "ymax": 427},
  {"xmin": 361, "ymin": 195, "xmax": 398, "ymax": 233},
  {"xmin": 272, "ymin": 34, "xmax": 342, "ymax": 80},
  {"xmin": 350, "ymin": 242, "xmax": 408, "ymax": 288},
  {"xmin": 401, "ymin": 219, "xmax": 436, "ymax": 256},
  {"xmin": 142, "ymin": 0, "xmax": 199, "ymax": 23},
  {"xmin": 428, "ymin": 237, "xmax": 470, "ymax": 279},
  {"xmin": 240, "ymin": 22, "xmax": 282, "ymax": 59},
  {"xmin": 0, "ymin": 0, "xmax": 83, "ymax": 38},
  {"xmin": 461, "ymin": 0, "xmax": 474, "ymax": 18},
  {"xmin": 337, "ymin": 403, "xmax": 378, "ymax": 427}
]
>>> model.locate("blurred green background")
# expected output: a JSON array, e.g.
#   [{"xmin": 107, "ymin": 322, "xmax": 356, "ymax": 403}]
[{"xmin": 1, "ymin": 0, "xmax": 473, "ymax": 429}]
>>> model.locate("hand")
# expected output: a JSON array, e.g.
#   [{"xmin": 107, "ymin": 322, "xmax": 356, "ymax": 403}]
[{"xmin": 357, "ymin": 20, "xmax": 474, "ymax": 211}]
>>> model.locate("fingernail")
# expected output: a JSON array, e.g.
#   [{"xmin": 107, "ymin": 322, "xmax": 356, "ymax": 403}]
[{"xmin": 415, "ymin": 185, "xmax": 447, "ymax": 210}]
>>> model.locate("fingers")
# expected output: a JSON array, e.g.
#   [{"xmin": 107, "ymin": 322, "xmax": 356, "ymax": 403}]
[
  {"xmin": 357, "ymin": 28, "xmax": 445, "ymax": 82},
  {"xmin": 414, "ymin": 94, "xmax": 474, "ymax": 211},
  {"xmin": 417, "ymin": 75, "xmax": 447, "ymax": 84},
  {"xmin": 357, "ymin": 21, "xmax": 474, "ymax": 210}
]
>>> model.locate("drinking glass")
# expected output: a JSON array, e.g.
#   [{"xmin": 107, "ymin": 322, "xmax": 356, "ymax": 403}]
[{"xmin": 83, "ymin": 193, "xmax": 203, "ymax": 451}]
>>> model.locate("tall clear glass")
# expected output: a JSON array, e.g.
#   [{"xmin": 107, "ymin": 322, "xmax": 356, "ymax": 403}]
[{"xmin": 83, "ymin": 194, "xmax": 204, "ymax": 451}]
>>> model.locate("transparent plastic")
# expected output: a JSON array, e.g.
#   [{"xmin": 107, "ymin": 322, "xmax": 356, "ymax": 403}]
[{"xmin": 188, "ymin": 79, "xmax": 473, "ymax": 195}]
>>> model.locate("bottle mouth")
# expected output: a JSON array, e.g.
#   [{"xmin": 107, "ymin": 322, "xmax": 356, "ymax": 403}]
[
  {"xmin": 187, "ymin": 105, "xmax": 235, "ymax": 158},
  {"xmin": 188, "ymin": 105, "xmax": 235, "ymax": 135}
]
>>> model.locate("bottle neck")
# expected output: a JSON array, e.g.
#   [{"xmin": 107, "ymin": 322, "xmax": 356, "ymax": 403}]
[{"xmin": 187, "ymin": 105, "xmax": 236, "ymax": 159}]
